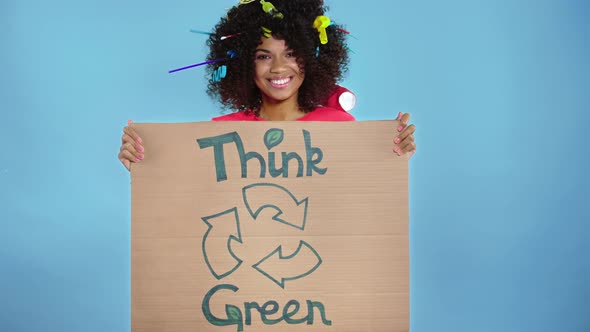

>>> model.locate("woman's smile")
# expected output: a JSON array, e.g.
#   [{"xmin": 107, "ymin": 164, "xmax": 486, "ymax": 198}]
[{"xmin": 268, "ymin": 76, "xmax": 293, "ymax": 88}]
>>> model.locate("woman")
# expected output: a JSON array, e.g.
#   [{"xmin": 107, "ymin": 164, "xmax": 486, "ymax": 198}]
[{"xmin": 118, "ymin": 0, "xmax": 416, "ymax": 170}]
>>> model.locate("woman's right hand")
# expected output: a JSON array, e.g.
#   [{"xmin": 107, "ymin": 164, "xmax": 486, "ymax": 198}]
[{"xmin": 118, "ymin": 120, "xmax": 144, "ymax": 171}]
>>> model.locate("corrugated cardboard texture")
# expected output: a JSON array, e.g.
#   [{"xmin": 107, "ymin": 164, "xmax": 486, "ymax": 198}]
[{"xmin": 131, "ymin": 121, "xmax": 409, "ymax": 332}]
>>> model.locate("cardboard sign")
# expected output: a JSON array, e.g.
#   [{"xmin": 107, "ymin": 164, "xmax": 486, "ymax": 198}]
[{"xmin": 131, "ymin": 121, "xmax": 409, "ymax": 332}]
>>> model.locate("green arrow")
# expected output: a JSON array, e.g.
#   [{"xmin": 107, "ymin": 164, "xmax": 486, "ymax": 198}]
[
  {"xmin": 242, "ymin": 183, "xmax": 308, "ymax": 230},
  {"xmin": 252, "ymin": 240, "xmax": 322, "ymax": 288},
  {"xmin": 201, "ymin": 208, "xmax": 243, "ymax": 279}
]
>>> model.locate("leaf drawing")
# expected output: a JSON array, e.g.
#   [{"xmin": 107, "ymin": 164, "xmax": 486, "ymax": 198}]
[{"xmin": 264, "ymin": 128, "xmax": 284, "ymax": 150}]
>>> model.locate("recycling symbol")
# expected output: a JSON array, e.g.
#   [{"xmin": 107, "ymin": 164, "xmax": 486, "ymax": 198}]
[{"xmin": 201, "ymin": 183, "xmax": 322, "ymax": 288}]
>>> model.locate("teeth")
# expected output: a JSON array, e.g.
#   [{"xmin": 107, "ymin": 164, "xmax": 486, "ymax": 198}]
[{"xmin": 271, "ymin": 78, "xmax": 290, "ymax": 85}]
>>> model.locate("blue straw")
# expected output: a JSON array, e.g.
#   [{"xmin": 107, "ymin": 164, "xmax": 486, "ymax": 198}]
[
  {"xmin": 190, "ymin": 29, "xmax": 213, "ymax": 35},
  {"xmin": 168, "ymin": 58, "xmax": 225, "ymax": 74}
]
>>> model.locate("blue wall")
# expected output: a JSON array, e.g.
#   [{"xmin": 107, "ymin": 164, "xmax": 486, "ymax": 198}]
[{"xmin": 1, "ymin": 0, "xmax": 589, "ymax": 331}]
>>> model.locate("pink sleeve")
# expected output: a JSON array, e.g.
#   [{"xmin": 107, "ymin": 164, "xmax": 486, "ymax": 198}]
[
  {"xmin": 301, "ymin": 107, "xmax": 356, "ymax": 121},
  {"xmin": 210, "ymin": 108, "xmax": 355, "ymax": 121}
]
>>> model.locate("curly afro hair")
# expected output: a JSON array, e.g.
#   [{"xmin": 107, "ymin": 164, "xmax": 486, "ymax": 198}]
[{"xmin": 206, "ymin": 0, "xmax": 349, "ymax": 114}]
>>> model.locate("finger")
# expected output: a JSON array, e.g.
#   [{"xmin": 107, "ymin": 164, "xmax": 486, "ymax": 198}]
[
  {"xmin": 400, "ymin": 113, "xmax": 411, "ymax": 125},
  {"xmin": 398, "ymin": 140, "xmax": 416, "ymax": 153},
  {"xmin": 123, "ymin": 125, "xmax": 143, "ymax": 145},
  {"xmin": 398, "ymin": 135, "xmax": 415, "ymax": 150},
  {"xmin": 121, "ymin": 133, "xmax": 134, "ymax": 144},
  {"xmin": 118, "ymin": 151, "xmax": 131, "ymax": 171},
  {"xmin": 396, "ymin": 113, "xmax": 411, "ymax": 132},
  {"xmin": 119, "ymin": 148, "xmax": 143, "ymax": 163},
  {"xmin": 393, "ymin": 142, "xmax": 406, "ymax": 155},
  {"xmin": 394, "ymin": 124, "xmax": 416, "ymax": 144},
  {"xmin": 120, "ymin": 142, "xmax": 144, "ymax": 160},
  {"xmin": 123, "ymin": 125, "xmax": 142, "ymax": 143},
  {"xmin": 119, "ymin": 156, "xmax": 131, "ymax": 171},
  {"xmin": 121, "ymin": 133, "xmax": 145, "ymax": 152}
]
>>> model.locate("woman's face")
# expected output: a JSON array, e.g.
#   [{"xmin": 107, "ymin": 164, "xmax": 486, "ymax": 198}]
[{"xmin": 254, "ymin": 36, "xmax": 305, "ymax": 105}]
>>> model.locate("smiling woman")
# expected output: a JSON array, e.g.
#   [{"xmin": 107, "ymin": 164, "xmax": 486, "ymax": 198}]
[
  {"xmin": 205, "ymin": 0, "xmax": 351, "ymax": 117},
  {"xmin": 117, "ymin": 0, "xmax": 417, "ymax": 169}
]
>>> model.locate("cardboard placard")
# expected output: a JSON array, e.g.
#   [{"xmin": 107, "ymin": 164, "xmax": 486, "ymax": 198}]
[{"xmin": 131, "ymin": 121, "xmax": 409, "ymax": 332}]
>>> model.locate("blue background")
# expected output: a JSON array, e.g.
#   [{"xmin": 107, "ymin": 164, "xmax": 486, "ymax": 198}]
[{"xmin": 1, "ymin": 0, "xmax": 589, "ymax": 331}]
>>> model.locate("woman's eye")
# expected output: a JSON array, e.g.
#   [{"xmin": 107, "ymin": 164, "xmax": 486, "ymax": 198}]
[
  {"xmin": 256, "ymin": 54, "xmax": 270, "ymax": 60},
  {"xmin": 286, "ymin": 52, "xmax": 295, "ymax": 58}
]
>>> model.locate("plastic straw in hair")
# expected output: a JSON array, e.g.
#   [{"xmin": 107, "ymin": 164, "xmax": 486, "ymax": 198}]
[{"xmin": 168, "ymin": 58, "xmax": 225, "ymax": 74}]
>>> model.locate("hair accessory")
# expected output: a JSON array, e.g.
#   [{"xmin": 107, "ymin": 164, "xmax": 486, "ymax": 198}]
[
  {"xmin": 220, "ymin": 33, "xmax": 242, "ymax": 40},
  {"xmin": 313, "ymin": 16, "xmax": 331, "ymax": 45},
  {"xmin": 260, "ymin": 0, "xmax": 284, "ymax": 19},
  {"xmin": 315, "ymin": 46, "xmax": 320, "ymax": 57},
  {"xmin": 239, "ymin": 0, "xmax": 256, "ymax": 4},
  {"xmin": 328, "ymin": 21, "xmax": 351, "ymax": 35},
  {"xmin": 168, "ymin": 58, "xmax": 224, "ymax": 74},
  {"xmin": 191, "ymin": 29, "xmax": 242, "ymax": 41},
  {"xmin": 261, "ymin": 26, "xmax": 272, "ymax": 38},
  {"xmin": 212, "ymin": 65, "xmax": 227, "ymax": 82},
  {"xmin": 190, "ymin": 29, "xmax": 213, "ymax": 35},
  {"xmin": 325, "ymin": 85, "xmax": 357, "ymax": 112},
  {"xmin": 227, "ymin": 50, "xmax": 238, "ymax": 58},
  {"xmin": 336, "ymin": 27, "xmax": 351, "ymax": 34},
  {"xmin": 344, "ymin": 44, "xmax": 355, "ymax": 54},
  {"xmin": 344, "ymin": 44, "xmax": 356, "ymax": 54}
]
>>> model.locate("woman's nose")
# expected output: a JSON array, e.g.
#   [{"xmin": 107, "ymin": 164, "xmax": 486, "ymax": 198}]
[{"xmin": 270, "ymin": 56, "xmax": 287, "ymax": 73}]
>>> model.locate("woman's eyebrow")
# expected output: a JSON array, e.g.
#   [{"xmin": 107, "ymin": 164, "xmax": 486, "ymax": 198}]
[{"xmin": 255, "ymin": 48, "xmax": 294, "ymax": 53}]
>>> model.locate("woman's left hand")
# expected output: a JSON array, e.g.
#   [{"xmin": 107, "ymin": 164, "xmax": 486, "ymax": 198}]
[{"xmin": 393, "ymin": 112, "xmax": 416, "ymax": 158}]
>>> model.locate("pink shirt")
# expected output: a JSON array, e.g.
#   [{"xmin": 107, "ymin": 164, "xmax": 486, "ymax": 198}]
[{"xmin": 211, "ymin": 106, "xmax": 355, "ymax": 122}]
